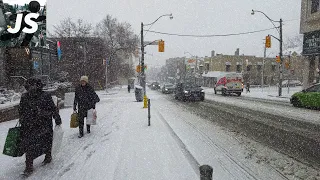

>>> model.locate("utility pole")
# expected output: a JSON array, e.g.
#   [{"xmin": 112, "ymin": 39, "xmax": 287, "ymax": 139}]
[
  {"xmin": 83, "ymin": 42, "xmax": 87, "ymax": 75},
  {"xmin": 262, "ymin": 40, "xmax": 266, "ymax": 92},
  {"xmin": 278, "ymin": 18, "xmax": 283, "ymax": 97},
  {"xmin": 141, "ymin": 22, "xmax": 146, "ymax": 96},
  {"xmin": 105, "ymin": 57, "xmax": 108, "ymax": 90}
]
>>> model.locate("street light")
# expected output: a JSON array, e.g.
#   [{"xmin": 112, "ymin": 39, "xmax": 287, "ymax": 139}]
[
  {"xmin": 141, "ymin": 13, "xmax": 173, "ymax": 99},
  {"xmin": 251, "ymin": 9, "xmax": 283, "ymax": 96}
]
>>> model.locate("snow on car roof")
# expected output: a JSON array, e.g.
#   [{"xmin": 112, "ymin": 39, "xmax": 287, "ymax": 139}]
[{"xmin": 202, "ymin": 71, "xmax": 239, "ymax": 78}]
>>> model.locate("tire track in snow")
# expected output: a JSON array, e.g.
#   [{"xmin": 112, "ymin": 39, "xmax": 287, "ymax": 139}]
[
  {"xmin": 156, "ymin": 92, "xmax": 290, "ymax": 180},
  {"xmin": 156, "ymin": 100, "xmax": 262, "ymax": 180}
]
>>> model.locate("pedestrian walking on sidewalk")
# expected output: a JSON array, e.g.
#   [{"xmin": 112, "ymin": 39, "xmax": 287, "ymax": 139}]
[
  {"xmin": 73, "ymin": 76, "xmax": 100, "ymax": 138},
  {"xmin": 128, "ymin": 84, "xmax": 131, "ymax": 93},
  {"xmin": 19, "ymin": 77, "xmax": 62, "ymax": 175},
  {"xmin": 246, "ymin": 82, "xmax": 250, "ymax": 93}
]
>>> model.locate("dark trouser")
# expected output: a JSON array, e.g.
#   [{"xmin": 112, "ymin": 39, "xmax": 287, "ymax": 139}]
[
  {"xmin": 25, "ymin": 149, "xmax": 51, "ymax": 171},
  {"xmin": 78, "ymin": 111, "xmax": 90, "ymax": 135}
]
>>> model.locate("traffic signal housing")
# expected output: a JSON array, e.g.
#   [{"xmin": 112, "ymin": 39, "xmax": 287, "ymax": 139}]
[
  {"xmin": 276, "ymin": 56, "xmax": 281, "ymax": 63},
  {"xmin": 265, "ymin": 35, "xmax": 271, "ymax": 48},
  {"xmin": 158, "ymin": 40, "xmax": 164, "ymax": 52},
  {"xmin": 285, "ymin": 60, "xmax": 290, "ymax": 69}
]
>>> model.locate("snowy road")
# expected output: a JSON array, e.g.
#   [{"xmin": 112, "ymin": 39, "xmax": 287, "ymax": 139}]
[{"xmin": 1, "ymin": 88, "xmax": 319, "ymax": 180}]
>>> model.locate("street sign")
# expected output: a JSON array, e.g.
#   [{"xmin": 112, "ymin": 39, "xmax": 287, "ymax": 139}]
[
  {"xmin": 303, "ymin": 30, "xmax": 320, "ymax": 55},
  {"xmin": 33, "ymin": 61, "xmax": 39, "ymax": 69}
]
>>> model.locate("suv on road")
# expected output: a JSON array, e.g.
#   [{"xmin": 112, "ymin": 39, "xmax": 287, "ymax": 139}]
[
  {"xmin": 174, "ymin": 83, "xmax": 205, "ymax": 101},
  {"xmin": 162, "ymin": 83, "xmax": 175, "ymax": 94},
  {"xmin": 150, "ymin": 82, "xmax": 161, "ymax": 90}
]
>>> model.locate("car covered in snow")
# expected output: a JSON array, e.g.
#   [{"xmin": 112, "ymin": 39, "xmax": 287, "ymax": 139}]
[
  {"xmin": 290, "ymin": 83, "xmax": 320, "ymax": 109},
  {"xmin": 174, "ymin": 83, "xmax": 204, "ymax": 101}
]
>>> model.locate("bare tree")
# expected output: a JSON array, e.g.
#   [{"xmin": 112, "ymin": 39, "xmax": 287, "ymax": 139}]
[
  {"xmin": 283, "ymin": 35, "xmax": 303, "ymax": 55},
  {"xmin": 94, "ymin": 15, "xmax": 139, "ymax": 83},
  {"xmin": 52, "ymin": 18, "xmax": 93, "ymax": 38}
]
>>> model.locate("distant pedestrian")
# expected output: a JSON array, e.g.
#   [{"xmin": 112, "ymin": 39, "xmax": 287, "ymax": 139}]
[
  {"xmin": 19, "ymin": 77, "xmax": 62, "ymax": 175},
  {"xmin": 73, "ymin": 76, "xmax": 100, "ymax": 138},
  {"xmin": 246, "ymin": 82, "xmax": 250, "ymax": 93},
  {"xmin": 128, "ymin": 85, "xmax": 131, "ymax": 93}
]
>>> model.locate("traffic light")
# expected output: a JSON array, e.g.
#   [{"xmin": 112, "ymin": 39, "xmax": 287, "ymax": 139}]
[
  {"xmin": 285, "ymin": 60, "xmax": 290, "ymax": 69},
  {"xmin": 158, "ymin": 40, "xmax": 164, "ymax": 52},
  {"xmin": 276, "ymin": 56, "xmax": 281, "ymax": 63},
  {"xmin": 265, "ymin": 35, "xmax": 271, "ymax": 48},
  {"xmin": 136, "ymin": 65, "xmax": 141, "ymax": 73}
]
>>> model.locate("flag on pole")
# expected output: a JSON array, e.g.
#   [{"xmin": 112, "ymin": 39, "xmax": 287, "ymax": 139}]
[{"xmin": 57, "ymin": 41, "xmax": 61, "ymax": 60}]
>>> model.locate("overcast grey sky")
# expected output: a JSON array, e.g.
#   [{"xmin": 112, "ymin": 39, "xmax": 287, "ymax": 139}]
[{"xmin": 9, "ymin": 0, "xmax": 302, "ymax": 67}]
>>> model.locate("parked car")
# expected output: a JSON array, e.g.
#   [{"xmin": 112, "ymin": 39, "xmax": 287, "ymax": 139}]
[
  {"xmin": 290, "ymin": 83, "xmax": 320, "ymax": 109},
  {"xmin": 150, "ymin": 82, "xmax": 161, "ymax": 90},
  {"xmin": 162, "ymin": 84, "xmax": 175, "ymax": 94},
  {"xmin": 214, "ymin": 72, "xmax": 243, "ymax": 96},
  {"xmin": 174, "ymin": 83, "xmax": 205, "ymax": 101},
  {"xmin": 282, "ymin": 80, "xmax": 302, "ymax": 87}
]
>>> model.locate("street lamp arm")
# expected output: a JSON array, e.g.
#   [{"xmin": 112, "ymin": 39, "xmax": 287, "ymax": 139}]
[
  {"xmin": 144, "ymin": 14, "xmax": 172, "ymax": 26},
  {"xmin": 252, "ymin": 10, "xmax": 280, "ymax": 34},
  {"xmin": 144, "ymin": 39, "xmax": 159, "ymax": 47},
  {"xmin": 184, "ymin": 51, "xmax": 193, "ymax": 57},
  {"xmin": 269, "ymin": 34, "xmax": 280, "ymax": 42}
]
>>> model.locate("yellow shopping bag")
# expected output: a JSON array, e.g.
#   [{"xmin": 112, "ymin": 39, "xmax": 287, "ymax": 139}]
[{"xmin": 70, "ymin": 113, "xmax": 79, "ymax": 128}]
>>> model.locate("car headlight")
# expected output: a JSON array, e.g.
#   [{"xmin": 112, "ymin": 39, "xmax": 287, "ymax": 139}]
[
  {"xmin": 184, "ymin": 90, "xmax": 189, "ymax": 94},
  {"xmin": 201, "ymin": 90, "xmax": 205, "ymax": 93},
  {"xmin": 165, "ymin": 89, "xmax": 168, "ymax": 91}
]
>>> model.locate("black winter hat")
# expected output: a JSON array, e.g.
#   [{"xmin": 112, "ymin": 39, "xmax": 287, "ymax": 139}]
[{"xmin": 24, "ymin": 77, "xmax": 44, "ymax": 91}]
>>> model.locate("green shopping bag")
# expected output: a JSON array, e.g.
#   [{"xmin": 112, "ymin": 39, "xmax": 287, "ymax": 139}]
[
  {"xmin": 70, "ymin": 113, "xmax": 79, "ymax": 128},
  {"xmin": 3, "ymin": 121, "xmax": 24, "ymax": 157}
]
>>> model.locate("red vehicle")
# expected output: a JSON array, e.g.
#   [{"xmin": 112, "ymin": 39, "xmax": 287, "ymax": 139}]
[{"xmin": 214, "ymin": 73, "xmax": 244, "ymax": 96}]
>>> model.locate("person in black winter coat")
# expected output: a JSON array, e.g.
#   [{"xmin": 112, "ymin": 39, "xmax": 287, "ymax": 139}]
[
  {"xmin": 19, "ymin": 77, "xmax": 62, "ymax": 175},
  {"xmin": 73, "ymin": 76, "xmax": 100, "ymax": 138},
  {"xmin": 128, "ymin": 84, "xmax": 131, "ymax": 93}
]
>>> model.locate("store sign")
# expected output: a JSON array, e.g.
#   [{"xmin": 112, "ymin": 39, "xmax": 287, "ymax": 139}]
[{"xmin": 303, "ymin": 30, "xmax": 320, "ymax": 55}]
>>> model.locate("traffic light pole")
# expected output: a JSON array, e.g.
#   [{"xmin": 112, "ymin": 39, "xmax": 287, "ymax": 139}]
[
  {"xmin": 262, "ymin": 41, "xmax": 266, "ymax": 92},
  {"xmin": 141, "ymin": 22, "xmax": 146, "ymax": 96},
  {"xmin": 278, "ymin": 18, "xmax": 283, "ymax": 97}
]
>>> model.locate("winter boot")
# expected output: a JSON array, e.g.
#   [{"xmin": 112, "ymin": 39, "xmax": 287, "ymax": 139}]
[
  {"xmin": 43, "ymin": 152, "xmax": 52, "ymax": 164},
  {"xmin": 23, "ymin": 159, "xmax": 33, "ymax": 176},
  {"xmin": 87, "ymin": 125, "xmax": 91, "ymax": 133},
  {"xmin": 78, "ymin": 128, "xmax": 84, "ymax": 138}
]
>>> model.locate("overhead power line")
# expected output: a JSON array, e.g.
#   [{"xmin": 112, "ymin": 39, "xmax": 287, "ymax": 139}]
[{"xmin": 144, "ymin": 27, "xmax": 277, "ymax": 37}]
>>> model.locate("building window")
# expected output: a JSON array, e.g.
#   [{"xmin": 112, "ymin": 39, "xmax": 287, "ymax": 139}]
[
  {"xmin": 247, "ymin": 65, "xmax": 252, "ymax": 71},
  {"xmin": 257, "ymin": 65, "xmax": 262, "ymax": 71},
  {"xmin": 311, "ymin": 0, "xmax": 320, "ymax": 14},
  {"xmin": 226, "ymin": 65, "xmax": 231, "ymax": 72},
  {"xmin": 205, "ymin": 63, "xmax": 209, "ymax": 71},
  {"xmin": 236, "ymin": 65, "xmax": 241, "ymax": 72}
]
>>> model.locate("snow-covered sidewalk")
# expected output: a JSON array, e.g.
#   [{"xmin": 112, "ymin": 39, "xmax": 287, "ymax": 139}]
[{"xmin": 0, "ymin": 89, "xmax": 197, "ymax": 180}]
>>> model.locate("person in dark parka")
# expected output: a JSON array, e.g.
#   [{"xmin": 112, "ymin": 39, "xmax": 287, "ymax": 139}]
[
  {"xmin": 73, "ymin": 76, "xmax": 100, "ymax": 138},
  {"xmin": 19, "ymin": 77, "xmax": 62, "ymax": 175}
]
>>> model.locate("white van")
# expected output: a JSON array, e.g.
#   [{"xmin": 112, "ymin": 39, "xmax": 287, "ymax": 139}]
[{"xmin": 214, "ymin": 72, "xmax": 244, "ymax": 96}]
